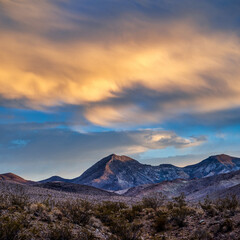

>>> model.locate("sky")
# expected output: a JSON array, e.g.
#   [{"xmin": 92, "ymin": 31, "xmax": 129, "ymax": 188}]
[{"xmin": 0, "ymin": 0, "xmax": 240, "ymax": 180}]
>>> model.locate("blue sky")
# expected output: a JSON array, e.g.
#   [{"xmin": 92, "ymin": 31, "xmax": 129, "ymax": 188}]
[{"xmin": 0, "ymin": 0, "xmax": 240, "ymax": 180}]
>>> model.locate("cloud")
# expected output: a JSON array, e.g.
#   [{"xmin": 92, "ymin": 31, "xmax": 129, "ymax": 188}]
[
  {"xmin": 0, "ymin": 0, "xmax": 240, "ymax": 128},
  {"xmin": 128, "ymin": 130, "xmax": 206, "ymax": 150},
  {"xmin": 1, "ymin": 0, "xmax": 240, "ymax": 181},
  {"xmin": 0, "ymin": 123, "xmax": 205, "ymax": 179}
]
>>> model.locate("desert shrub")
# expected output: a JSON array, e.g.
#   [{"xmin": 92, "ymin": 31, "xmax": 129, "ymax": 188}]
[
  {"xmin": 94, "ymin": 201, "xmax": 141, "ymax": 239},
  {"xmin": 171, "ymin": 193, "xmax": 187, "ymax": 208},
  {"xmin": 218, "ymin": 218, "xmax": 234, "ymax": 233},
  {"xmin": 28, "ymin": 202, "xmax": 53, "ymax": 223},
  {"xmin": 29, "ymin": 203, "xmax": 48, "ymax": 215},
  {"xmin": 94, "ymin": 201, "xmax": 128, "ymax": 225},
  {"xmin": 167, "ymin": 193, "xmax": 191, "ymax": 227},
  {"xmin": 200, "ymin": 196, "xmax": 217, "ymax": 217},
  {"xmin": 48, "ymin": 224, "xmax": 73, "ymax": 240},
  {"xmin": 79, "ymin": 199, "xmax": 94, "ymax": 212},
  {"xmin": 132, "ymin": 203, "xmax": 143, "ymax": 213},
  {"xmin": 215, "ymin": 195, "xmax": 239, "ymax": 215},
  {"xmin": 0, "ymin": 193, "xmax": 8, "ymax": 210},
  {"xmin": 190, "ymin": 229, "xmax": 212, "ymax": 240},
  {"xmin": 120, "ymin": 204, "xmax": 143, "ymax": 222},
  {"xmin": 7, "ymin": 193, "xmax": 29, "ymax": 211},
  {"xmin": 20, "ymin": 225, "xmax": 43, "ymax": 239},
  {"xmin": 142, "ymin": 193, "xmax": 166, "ymax": 210},
  {"xmin": 120, "ymin": 209, "xmax": 136, "ymax": 222},
  {"xmin": 200, "ymin": 195, "xmax": 239, "ymax": 218},
  {"xmin": 94, "ymin": 210, "xmax": 114, "ymax": 226},
  {"xmin": 5, "ymin": 186, "xmax": 29, "ymax": 212},
  {"xmin": 42, "ymin": 198, "xmax": 56, "ymax": 210},
  {"xmin": 58, "ymin": 200, "xmax": 91, "ymax": 226},
  {"xmin": 96, "ymin": 201, "xmax": 127, "ymax": 213},
  {"xmin": 154, "ymin": 210, "xmax": 168, "ymax": 232},
  {"xmin": 109, "ymin": 220, "xmax": 142, "ymax": 240},
  {"xmin": 51, "ymin": 207, "xmax": 63, "ymax": 220},
  {"xmin": 0, "ymin": 213, "xmax": 29, "ymax": 240}
]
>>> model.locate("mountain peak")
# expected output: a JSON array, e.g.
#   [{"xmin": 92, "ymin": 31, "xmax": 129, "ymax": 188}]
[
  {"xmin": 109, "ymin": 153, "xmax": 135, "ymax": 162},
  {"xmin": 209, "ymin": 154, "xmax": 235, "ymax": 165},
  {"xmin": 1, "ymin": 172, "xmax": 17, "ymax": 177},
  {"xmin": 72, "ymin": 154, "xmax": 142, "ymax": 190}
]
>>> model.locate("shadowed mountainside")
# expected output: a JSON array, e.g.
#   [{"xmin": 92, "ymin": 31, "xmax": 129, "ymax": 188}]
[
  {"xmin": 39, "ymin": 176, "xmax": 71, "ymax": 184},
  {"xmin": 124, "ymin": 169, "xmax": 240, "ymax": 201},
  {"xmin": 35, "ymin": 181, "xmax": 118, "ymax": 197}
]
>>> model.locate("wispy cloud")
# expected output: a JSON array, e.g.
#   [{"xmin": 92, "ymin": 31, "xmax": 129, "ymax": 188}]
[{"xmin": 0, "ymin": 0, "xmax": 240, "ymax": 128}]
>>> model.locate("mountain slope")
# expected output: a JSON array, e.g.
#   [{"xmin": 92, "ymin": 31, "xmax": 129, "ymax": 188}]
[
  {"xmin": 35, "ymin": 182, "xmax": 118, "ymax": 196},
  {"xmin": 124, "ymin": 169, "xmax": 240, "ymax": 201},
  {"xmin": 0, "ymin": 173, "xmax": 31, "ymax": 184}
]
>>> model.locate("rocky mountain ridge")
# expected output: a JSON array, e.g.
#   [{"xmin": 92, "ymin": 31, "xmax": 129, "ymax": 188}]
[{"xmin": 40, "ymin": 153, "xmax": 240, "ymax": 191}]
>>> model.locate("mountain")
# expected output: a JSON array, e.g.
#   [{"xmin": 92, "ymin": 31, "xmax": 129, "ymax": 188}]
[
  {"xmin": 72, "ymin": 154, "xmax": 188, "ymax": 191},
  {"xmin": 39, "ymin": 175, "xmax": 71, "ymax": 183},
  {"xmin": 124, "ymin": 169, "xmax": 240, "ymax": 201},
  {"xmin": 0, "ymin": 173, "xmax": 32, "ymax": 184},
  {"xmin": 183, "ymin": 154, "xmax": 240, "ymax": 178},
  {"xmin": 40, "ymin": 153, "xmax": 240, "ymax": 191},
  {"xmin": 2, "ymin": 154, "xmax": 240, "ymax": 198}
]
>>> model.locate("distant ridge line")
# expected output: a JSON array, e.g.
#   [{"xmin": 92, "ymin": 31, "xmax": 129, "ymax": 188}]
[{"xmin": 38, "ymin": 153, "xmax": 240, "ymax": 191}]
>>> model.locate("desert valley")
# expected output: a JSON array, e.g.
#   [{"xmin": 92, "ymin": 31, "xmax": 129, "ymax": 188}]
[{"xmin": 1, "ymin": 154, "xmax": 240, "ymax": 239}]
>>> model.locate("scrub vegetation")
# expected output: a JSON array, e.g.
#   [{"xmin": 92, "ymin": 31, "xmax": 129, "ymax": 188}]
[{"xmin": 0, "ymin": 184, "xmax": 240, "ymax": 240}]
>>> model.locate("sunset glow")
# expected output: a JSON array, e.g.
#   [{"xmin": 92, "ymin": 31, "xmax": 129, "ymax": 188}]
[{"xmin": 1, "ymin": 0, "xmax": 240, "ymax": 180}]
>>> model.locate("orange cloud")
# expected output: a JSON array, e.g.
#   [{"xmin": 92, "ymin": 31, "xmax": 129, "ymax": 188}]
[{"xmin": 0, "ymin": 0, "xmax": 240, "ymax": 126}]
